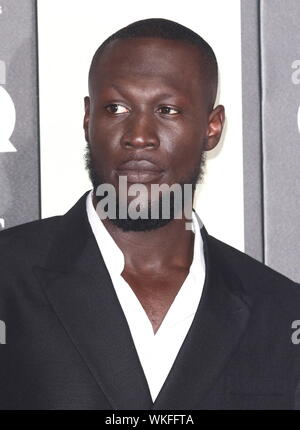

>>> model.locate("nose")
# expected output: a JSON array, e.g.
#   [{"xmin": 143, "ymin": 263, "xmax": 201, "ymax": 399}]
[{"xmin": 120, "ymin": 112, "xmax": 160, "ymax": 150}]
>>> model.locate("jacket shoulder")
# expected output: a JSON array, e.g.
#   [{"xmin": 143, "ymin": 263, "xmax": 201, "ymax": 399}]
[
  {"xmin": 0, "ymin": 217, "xmax": 62, "ymax": 266},
  {"xmin": 206, "ymin": 233, "xmax": 300, "ymax": 299}
]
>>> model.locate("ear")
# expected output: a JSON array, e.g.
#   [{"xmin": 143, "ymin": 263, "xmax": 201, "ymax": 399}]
[
  {"xmin": 204, "ymin": 105, "xmax": 225, "ymax": 151},
  {"xmin": 83, "ymin": 96, "xmax": 90, "ymax": 143}
]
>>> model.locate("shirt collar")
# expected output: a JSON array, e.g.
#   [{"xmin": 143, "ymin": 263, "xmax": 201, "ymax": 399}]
[
  {"xmin": 86, "ymin": 190, "xmax": 125, "ymax": 276},
  {"xmin": 86, "ymin": 189, "xmax": 204, "ymax": 278}
]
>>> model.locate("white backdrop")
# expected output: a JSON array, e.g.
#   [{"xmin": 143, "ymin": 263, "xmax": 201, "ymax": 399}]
[{"xmin": 37, "ymin": 0, "xmax": 244, "ymax": 251}]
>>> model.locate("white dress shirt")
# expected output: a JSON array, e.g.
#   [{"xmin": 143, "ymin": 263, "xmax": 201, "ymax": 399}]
[{"xmin": 86, "ymin": 190, "xmax": 206, "ymax": 401}]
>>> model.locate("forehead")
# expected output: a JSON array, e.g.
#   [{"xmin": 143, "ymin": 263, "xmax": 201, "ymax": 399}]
[{"xmin": 89, "ymin": 37, "xmax": 209, "ymax": 97}]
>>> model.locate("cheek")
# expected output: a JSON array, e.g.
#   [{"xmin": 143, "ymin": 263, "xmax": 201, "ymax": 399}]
[
  {"xmin": 89, "ymin": 119, "xmax": 122, "ymax": 163},
  {"xmin": 163, "ymin": 127, "xmax": 205, "ymax": 173},
  {"xmin": 89, "ymin": 118, "xmax": 117, "ymax": 146}
]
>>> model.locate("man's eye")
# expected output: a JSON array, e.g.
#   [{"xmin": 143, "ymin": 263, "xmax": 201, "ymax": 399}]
[
  {"xmin": 157, "ymin": 106, "xmax": 180, "ymax": 115},
  {"xmin": 105, "ymin": 104, "xmax": 129, "ymax": 114}
]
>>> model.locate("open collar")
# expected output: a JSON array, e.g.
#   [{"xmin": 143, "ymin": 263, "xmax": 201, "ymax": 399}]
[{"xmin": 33, "ymin": 192, "xmax": 251, "ymax": 409}]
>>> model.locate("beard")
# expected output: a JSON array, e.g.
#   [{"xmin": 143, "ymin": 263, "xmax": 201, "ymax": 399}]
[{"xmin": 84, "ymin": 143, "xmax": 206, "ymax": 232}]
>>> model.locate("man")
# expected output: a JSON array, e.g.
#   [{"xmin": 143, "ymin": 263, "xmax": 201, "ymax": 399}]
[{"xmin": 0, "ymin": 18, "xmax": 300, "ymax": 410}]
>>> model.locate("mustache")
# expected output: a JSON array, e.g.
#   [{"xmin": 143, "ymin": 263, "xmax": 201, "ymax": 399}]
[
  {"xmin": 84, "ymin": 142, "xmax": 207, "ymax": 190},
  {"xmin": 84, "ymin": 144, "xmax": 165, "ymax": 172},
  {"xmin": 117, "ymin": 153, "xmax": 165, "ymax": 172}
]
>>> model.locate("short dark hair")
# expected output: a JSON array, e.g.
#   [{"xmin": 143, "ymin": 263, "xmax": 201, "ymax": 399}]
[{"xmin": 89, "ymin": 18, "xmax": 218, "ymax": 103}]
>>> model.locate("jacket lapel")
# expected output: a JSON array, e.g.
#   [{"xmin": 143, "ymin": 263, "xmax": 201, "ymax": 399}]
[
  {"xmin": 34, "ymin": 193, "xmax": 252, "ymax": 410},
  {"xmin": 152, "ymin": 225, "xmax": 252, "ymax": 409},
  {"xmin": 34, "ymin": 193, "xmax": 152, "ymax": 410}
]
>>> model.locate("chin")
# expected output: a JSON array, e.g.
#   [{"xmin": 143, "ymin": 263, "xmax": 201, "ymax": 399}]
[{"xmin": 110, "ymin": 217, "xmax": 173, "ymax": 232}]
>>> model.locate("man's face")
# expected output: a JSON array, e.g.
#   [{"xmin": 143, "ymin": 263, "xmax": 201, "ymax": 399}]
[{"xmin": 84, "ymin": 37, "xmax": 224, "ymax": 228}]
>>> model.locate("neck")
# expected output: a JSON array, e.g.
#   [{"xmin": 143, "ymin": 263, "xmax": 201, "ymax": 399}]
[{"xmin": 92, "ymin": 194, "xmax": 195, "ymax": 274}]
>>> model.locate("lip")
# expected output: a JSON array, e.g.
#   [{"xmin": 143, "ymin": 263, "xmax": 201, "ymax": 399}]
[
  {"xmin": 117, "ymin": 170, "xmax": 164, "ymax": 184},
  {"xmin": 116, "ymin": 160, "xmax": 164, "ymax": 184},
  {"xmin": 118, "ymin": 160, "xmax": 163, "ymax": 172}
]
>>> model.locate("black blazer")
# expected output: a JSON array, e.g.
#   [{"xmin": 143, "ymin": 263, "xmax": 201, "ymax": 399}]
[{"xmin": 1, "ymin": 192, "xmax": 300, "ymax": 410}]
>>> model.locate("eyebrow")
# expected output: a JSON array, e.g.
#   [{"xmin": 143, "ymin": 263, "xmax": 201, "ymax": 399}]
[{"xmin": 108, "ymin": 82, "xmax": 186, "ymax": 101}]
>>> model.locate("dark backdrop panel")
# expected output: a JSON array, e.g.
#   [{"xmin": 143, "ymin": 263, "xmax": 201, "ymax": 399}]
[
  {"xmin": 0, "ymin": 0, "xmax": 40, "ymax": 230},
  {"xmin": 261, "ymin": 0, "xmax": 300, "ymax": 281},
  {"xmin": 241, "ymin": 0, "xmax": 264, "ymax": 263}
]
